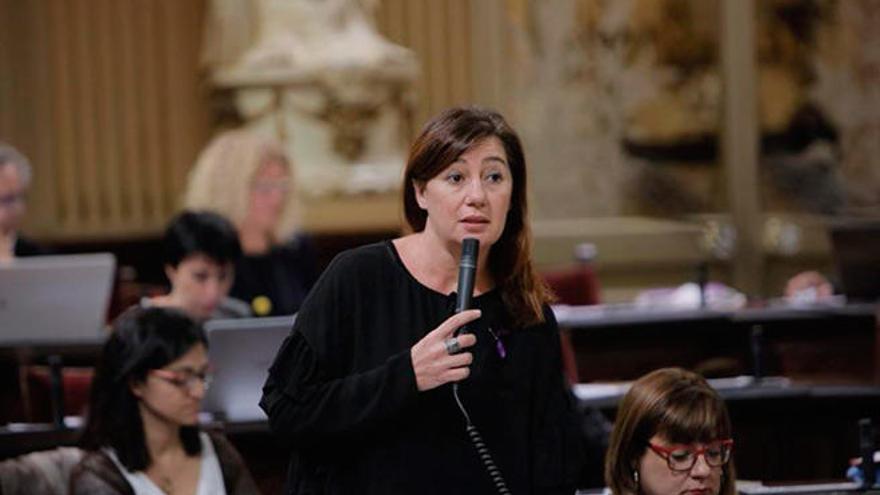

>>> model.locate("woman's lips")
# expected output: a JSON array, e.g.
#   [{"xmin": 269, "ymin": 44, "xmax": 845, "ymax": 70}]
[{"xmin": 460, "ymin": 216, "xmax": 489, "ymax": 224}]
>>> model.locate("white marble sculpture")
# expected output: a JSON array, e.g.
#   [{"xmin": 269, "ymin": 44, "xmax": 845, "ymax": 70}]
[{"xmin": 203, "ymin": 0, "xmax": 418, "ymax": 197}]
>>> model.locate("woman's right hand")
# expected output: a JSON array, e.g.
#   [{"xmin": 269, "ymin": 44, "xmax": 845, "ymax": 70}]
[{"xmin": 410, "ymin": 309, "xmax": 480, "ymax": 392}]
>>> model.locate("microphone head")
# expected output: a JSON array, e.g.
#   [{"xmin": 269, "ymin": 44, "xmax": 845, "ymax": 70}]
[{"xmin": 461, "ymin": 238, "xmax": 479, "ymax": 268}]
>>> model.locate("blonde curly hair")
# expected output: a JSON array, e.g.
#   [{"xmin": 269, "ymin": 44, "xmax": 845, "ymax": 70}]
[{"xmin": 183, "ymin": 129, "xmax": 299, "ymax": 240}]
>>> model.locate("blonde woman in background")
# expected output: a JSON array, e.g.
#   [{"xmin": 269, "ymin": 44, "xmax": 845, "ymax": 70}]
[{"xmin": 184, "ymin": 129, "xmax": 319, "ymax": 317}]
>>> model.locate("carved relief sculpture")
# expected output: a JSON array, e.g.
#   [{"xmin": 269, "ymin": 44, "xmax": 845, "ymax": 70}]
[{"xmin": 202, "ymin": 0, "xmax": 419, "ymax": 197}]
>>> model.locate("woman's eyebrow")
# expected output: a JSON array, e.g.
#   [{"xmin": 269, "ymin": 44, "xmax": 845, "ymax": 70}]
[{"xmin": 482, "ymin": 155, "xmax": 508, "ymax": 165}]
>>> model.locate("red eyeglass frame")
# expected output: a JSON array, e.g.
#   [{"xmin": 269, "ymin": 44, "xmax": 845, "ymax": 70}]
[{"xmin": 647, "ymin": 439, "xmax": 734, "ymax": 471}]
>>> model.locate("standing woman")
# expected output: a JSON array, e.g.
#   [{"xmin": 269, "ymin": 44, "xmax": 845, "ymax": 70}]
[
  {"xmin": 604, "ymin": 367, "xmax": 737, "ymax": 495},
  {"xmin": 70, "ymin": 307, "xmax": 259, "ymax": 494},
  {"xmin": 184, "ymin": 130, "xmax": 318, "ymax": 317},
  {"xmin": 261, "ymin": 106, "xmax": 585, "ymax": 494}
]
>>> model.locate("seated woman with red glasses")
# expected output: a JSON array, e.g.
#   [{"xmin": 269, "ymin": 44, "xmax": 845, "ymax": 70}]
[
  {"xmin": 70, "ymin": 307, "xmax": 259, "ymax": 495},
  {"xmin": 605, "ymin": 367, "xmax": 736, "ymax": 495}
]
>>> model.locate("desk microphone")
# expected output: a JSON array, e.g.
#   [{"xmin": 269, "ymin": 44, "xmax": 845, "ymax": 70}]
[{"xmin": 454, "ymin": 238, "xmax": 479, "ymax": 336}]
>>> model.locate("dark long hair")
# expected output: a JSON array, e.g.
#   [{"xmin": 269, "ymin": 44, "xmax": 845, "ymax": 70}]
[
  {"xmin": 402, "ymin": 106, "xmax": 552, "ymax": 327},
  {"xmin": 605, "ymin": 368, "xmax": 737, "ymax": 495},
  {"xmin": 79, "ymin": 307, "xmax": 207, "ymax": 471}
]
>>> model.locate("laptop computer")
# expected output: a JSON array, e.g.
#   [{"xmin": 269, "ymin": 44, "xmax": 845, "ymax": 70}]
[
  {"xmin": 202, "ymin": 314, "xmax": 295, "ymax": 422},
  {"xmin": 829, "ymin": 220, "xmax": 880, "ymax": 302},
  {"xmin": 0, "ymin": 253, "xmax": 116, "ymax": 346}
]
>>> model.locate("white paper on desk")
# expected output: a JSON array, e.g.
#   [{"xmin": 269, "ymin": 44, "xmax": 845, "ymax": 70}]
[{"xmin": 572, "ymin": 383, "xmax": 632, "ymax": 401}]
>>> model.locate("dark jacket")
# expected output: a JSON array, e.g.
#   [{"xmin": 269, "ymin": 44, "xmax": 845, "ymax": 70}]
[{"xmin": 69, "ymin": 432, "xmax": 260, "ymax": 495}]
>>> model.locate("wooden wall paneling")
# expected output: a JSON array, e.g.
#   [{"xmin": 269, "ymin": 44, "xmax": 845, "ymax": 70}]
[
  {"xmin": 427, "ymin": 0, "xmax": 450, "ymax": 115},
  {"xmin": 447, "ymin": 0, "xmax": 471, "ymax": 104},
  {"xmin": 162, "ymin": 0, "xmax": 189, "ymax": 209},
  {"xmin": 95, "ymin": 0, "xmax": 124, "ymax": 229},
  {"xmin": 468, "ymin": 0, "xmax": 511, "ymax": 113},
  {"xmin": 117, "ymin": 0, "xmax": 146, "ymax": 227},
  {"xmin": 0, "ymin": 1, "xmax": 11, "ymax": 136},
  {"xmin": 49, "ymin": 0, "xmax": 78, "ymax": 231},
  {"xmin": 376, "ymin": 0, "xmax": 475, "ymax": 133},
  {"xmin": 404, "ymin": 0, "xmax": 430, "ymax": 128},
  {"xmin": 139, "ymin": 0, "xmax": 164, "ymax": 226},
  {"xmin": 378, "ymin": 0, "xmax": 407, "ymax": 46},
  {"xmin": 27, "ymin": 0, "xmax": 58, "ymax": 233},
  {"xmin": 73, "ymin": 1, "xmax": 101, "ymax": 231},
  {"xmin": 161, "ymin": 0, "xmax": 211, "ymax": 212}
]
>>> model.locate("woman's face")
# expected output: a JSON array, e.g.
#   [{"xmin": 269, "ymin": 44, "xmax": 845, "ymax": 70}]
[
  {"xmin": 637, "ymin": 435, "xmax": 725, "ymax": 495},
  {"xmin": 132, "ymin": 343, "xmax": 210, "ymax": 427},
  {"xmin": 414, "ymin": 137, "xmax": 513, "ymax": 252},
  {"xmin": 246, "ymin": 158, "xmax": 290, "ymax": 236},
  {"xmin": 165, "ymin": 254, "xmax": 234, "ymax": 320}
]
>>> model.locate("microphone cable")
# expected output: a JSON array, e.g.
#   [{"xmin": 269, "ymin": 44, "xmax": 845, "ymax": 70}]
[
  {"xmin": 452, "ymin": 381, "xmax": 512, "ymax": 494},
  {"xmin": 451, "ymin": 237, "xmax": 512, "ymax": 494}
]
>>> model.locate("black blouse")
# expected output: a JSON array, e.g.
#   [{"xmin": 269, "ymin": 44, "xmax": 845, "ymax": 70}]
[
  {"xmin": 230, "ymin": 234, "xmax": 319, "ymax": 317},
  {"xmin": 260, "ymin": 241, "xmax": 584, "ymax": 494},
  {"xmin": 14, "ymin": 236, "xmax": 49, "ymax": 257}
]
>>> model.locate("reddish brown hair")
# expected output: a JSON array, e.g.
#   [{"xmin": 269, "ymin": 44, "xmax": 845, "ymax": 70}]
[{"xmin": 605, "ymin": 368, "xmax": 736, "ymax": 495}]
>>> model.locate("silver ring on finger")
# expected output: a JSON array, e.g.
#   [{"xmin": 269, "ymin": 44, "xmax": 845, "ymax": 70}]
[{"xmin": 444, "ymin": 337, "xmax": 461, "ymax": 355}]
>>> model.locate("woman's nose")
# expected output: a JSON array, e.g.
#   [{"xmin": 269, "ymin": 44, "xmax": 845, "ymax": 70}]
[
  {"xmin": 465, "ymin": 179, "xmax": 487, "ymax": 204},
  {"xmin": 690, "ymin": 453, "xmax": 712, "ymax": 477}
]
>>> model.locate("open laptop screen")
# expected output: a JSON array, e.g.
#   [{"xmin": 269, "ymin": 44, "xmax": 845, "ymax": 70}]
[
  {"xmin": 202, "ymin": 314, "xmax": 294, "ymax": 422},
  {"xmin": 0, "ymin": 253, "xmax": 116, "ymax": 346}
]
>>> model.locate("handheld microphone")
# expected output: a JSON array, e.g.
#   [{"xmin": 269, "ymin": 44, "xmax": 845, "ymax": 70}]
[
  {"xmin": 450, "ymin": 237, "xmax": 511, "ymax": 494},
  {"xmin": 454, "ymin": 238, "xmax": 479, "ymax": 336}
]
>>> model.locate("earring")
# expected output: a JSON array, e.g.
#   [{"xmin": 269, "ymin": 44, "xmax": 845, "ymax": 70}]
[{"xmin": 633, "ymin": 470, "xmax": 640, "ymax": 485}]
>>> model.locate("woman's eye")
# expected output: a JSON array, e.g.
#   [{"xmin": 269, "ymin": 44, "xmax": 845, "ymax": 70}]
[
  {"xmin": 193, "ymin": 272, "xmax": 209, "ymax": 282},
  {"xmin": 670, "ymin": 451, "xmax": 692, "ymax": 462},
  {"xmin": 486, "ymin": 171, "xmax": 505, "ymax": 183},
  {"xmin": 446, "ymin": 172, "xmax": 464, "ymax": 184}
]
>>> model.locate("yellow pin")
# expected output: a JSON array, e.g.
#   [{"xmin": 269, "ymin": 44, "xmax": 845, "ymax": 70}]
[{"xmin": 251, "ymin": 295, "xmax": 273, "ymax": 316}]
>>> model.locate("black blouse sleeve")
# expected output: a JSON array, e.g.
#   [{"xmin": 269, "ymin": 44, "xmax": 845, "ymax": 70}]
[
  {"xmin": 259, "ymin": 250, "xmax": 420, "ymax": 448},
  {"xmin": 531, "ymin": 306, "xmax": 587, "ymax": 493}
]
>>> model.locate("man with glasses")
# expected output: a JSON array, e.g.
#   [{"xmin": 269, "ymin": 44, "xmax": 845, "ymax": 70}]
[{"xmin": 0, "ymin": 142, "xmax": 46, "ymax": 261}]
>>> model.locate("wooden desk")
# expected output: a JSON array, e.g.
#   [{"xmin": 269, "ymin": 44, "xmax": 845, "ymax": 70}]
[
  {"xmin": 0, "ymin": 343, "xmax": 101, "ymax": 424},
  {"xmin": 556, "ymin": 303, "xmax": 879, "ymax": 384}
]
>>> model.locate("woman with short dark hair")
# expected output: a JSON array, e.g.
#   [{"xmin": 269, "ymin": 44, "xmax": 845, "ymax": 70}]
[
  {"xmin": 141, "ymin": 210, "xmax": 249, "ymax": 321},
  {"xmin": 604, "ymin": 367, "xmax": 737, "ymax": 495},
  {"xmin": 71, "ymin": 307, "xmax": 259, "ymax": 494}
]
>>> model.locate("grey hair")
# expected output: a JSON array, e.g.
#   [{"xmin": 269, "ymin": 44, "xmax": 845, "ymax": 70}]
[{"xmin": 0, "ymin": 142, "xmax": 32, "ymax": 187}]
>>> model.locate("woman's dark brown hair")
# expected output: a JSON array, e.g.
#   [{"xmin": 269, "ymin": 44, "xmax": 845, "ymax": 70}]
[
  {"xmin": 604, "ymin": 367, "xmax": 737, "ymax": 495},
  {"xmin": 402, "ymin": 106, "xmax": 552, "ymax": 328},
  {"xmin": 79, "ymin": 307, "xmax": 207, "ymax": 471}
]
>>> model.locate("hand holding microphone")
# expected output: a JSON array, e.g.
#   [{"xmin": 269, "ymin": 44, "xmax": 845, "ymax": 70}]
[
  {"xmin": 411, "ymin": 238, "xmax": 481, "ymax": 392},
  {"xmin": 411, "ymin": 309, "xmax": 479, "ymax": 391}
]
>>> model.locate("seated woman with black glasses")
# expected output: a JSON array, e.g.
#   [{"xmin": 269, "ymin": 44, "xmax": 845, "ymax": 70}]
[
  {"xmin": 604, "ymin": 367, "xmax": 736, "ymax": 495},
  {"xmin": 70, "ymin": 307, "xmax": 259, "ymax": 495}
]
